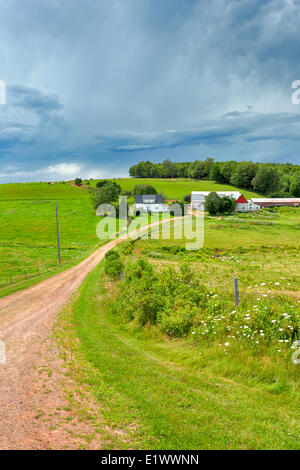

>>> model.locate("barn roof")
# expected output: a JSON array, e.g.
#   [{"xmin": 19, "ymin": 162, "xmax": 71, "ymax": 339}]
[
  {"xmin": 251, "ymin": 198, "xmax": 300, "ymax": 203},
  {"xmin": 191, "ymin": 191, "xmax": 242, "ymax": 201}
]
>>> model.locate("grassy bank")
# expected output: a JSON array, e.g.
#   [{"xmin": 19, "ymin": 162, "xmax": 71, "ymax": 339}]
[{"xmin": 55, "ymin": 260, "xmax": 300, "ymax": 449}]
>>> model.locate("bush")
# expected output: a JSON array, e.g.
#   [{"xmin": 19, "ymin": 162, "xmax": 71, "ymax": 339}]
[
  {"xmin": 205, "ymin": 192, "xmax": 235, "ymax": 215},
  {"xmin": 219, "ymin": 196, "xmax": 236, "ymax": 214},
  {"xmin": 104, "ymin": 251, "xmax": 124, "ymax": 279},
  {"xmin": 120, "ymin": 241, "xmax": 135, "ymax": 255},
  {"xmin": 160, "ymin": 307, "xmax": 198, "ymax": 337},
  {"xmin": 96, "ymin": 180, "xmax": 108, "ymax": 188},
  {"xmin": 105, "ymin": 250, "xmax": 120, "ymax": 261},
  {"xmin": 132, "ymin": 184, "xmax": 157, "ymax": 195},
  {"xmin": 110, "ymin": 257, "xmax": 300, "ymax": 351},
  {"xmin": 205, "ymin": 192, "xmax": 221, "ymax": 215},
  {"xmin": 75, "ymin": 178, "xmax": 82, "ymax": 186},
  {"xmin": 90, "ymin": 181, "xmax": 122, "ymax": 209}
]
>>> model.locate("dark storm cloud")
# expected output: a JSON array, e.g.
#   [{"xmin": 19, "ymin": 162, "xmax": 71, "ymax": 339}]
[
  {"xmin": 0, "ymin": 0, "xmax": 300, "ymax": 182},
  {"xmin": 9, "ymin": 85, "xmax": 63, "ymax": 115}
]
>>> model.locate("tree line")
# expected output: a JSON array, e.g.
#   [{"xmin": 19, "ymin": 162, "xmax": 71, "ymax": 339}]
[{"xmin": 129, "ymin": 159, "xmax": 300, "ymax": 197}]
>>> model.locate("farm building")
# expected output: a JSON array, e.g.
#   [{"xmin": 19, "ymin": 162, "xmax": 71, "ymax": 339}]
[
  {"xmin": 135, "ymin": 194, "xmax": 169, "ymax": 213},
  {"xmin": 191, "ymin": 191, "xmax": 260, "ymax": 212},
  {"xmin": 250, "ymin": 198, "xmax": 300, "ymax": 208}
]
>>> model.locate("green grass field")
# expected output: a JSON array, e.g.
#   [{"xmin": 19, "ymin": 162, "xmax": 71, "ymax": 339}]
[
  {"xmin": 89, "ymin": 177, "xmax": 261, "ymax": 200},
  {"xmin": 130, "ymin": 209, "xmax": 300, "ymax": 295},
  {"xmin": 0, "ymin": 178, "xmax": 260, "ymax": 294},
  {"xmin": 0, "ymin": 182, "xmax": 89, "ymax": 200},
  {"xmin": 0, "ymin": 182, "xmax": 100, "ymax": 294},
  {"xmin": 55, "ymin": 256, "xmax": 300, "ymax": 449},
  {"xmin": 53, "ymin": 206, "xmax": 300, "ymax": 449},
  {"xmin": 0, "ymin": 178, "xmax": 299, "ymax": 449}
]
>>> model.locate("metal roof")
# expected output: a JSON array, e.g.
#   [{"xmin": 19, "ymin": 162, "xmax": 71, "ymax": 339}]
[
  {"xmin": 251, "ymin": 198, "xmax": 300, "ymax": 203},
  {"xmin": 135, "ymin": 194, "xmax": 163, "ymax": 204},
  {"xmin": 191, "ymin": 191, "xmax": 242, "ymax": 201}
]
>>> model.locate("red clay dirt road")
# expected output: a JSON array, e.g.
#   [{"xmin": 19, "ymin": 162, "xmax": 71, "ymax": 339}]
[{"xmin": 0, "ymin": 218, "xmax": 178, "ymax": 449}]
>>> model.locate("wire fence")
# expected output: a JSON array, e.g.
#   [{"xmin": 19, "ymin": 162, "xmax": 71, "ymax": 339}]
[
  {"xmin": 0, "ymin": 252, "xmax": 92, "ymax": 291},
  {"xmin": 0, "ymin": 265, "xmax": 59, "ymax": 289}
]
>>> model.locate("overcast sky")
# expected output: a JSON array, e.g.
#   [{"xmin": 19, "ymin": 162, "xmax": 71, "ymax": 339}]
[{"xmin": 0, "ymin": 0, "xmax": 300, "ymax": 182}]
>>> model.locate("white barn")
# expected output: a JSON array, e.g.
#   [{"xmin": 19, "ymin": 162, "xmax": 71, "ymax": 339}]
[
  {"xmin": 250, "ymin": 198, "xmax": 300, "ymax": 208},
  {"xmin": 191, "ymin": 191, "xmax": 260, "ymax": 212}
]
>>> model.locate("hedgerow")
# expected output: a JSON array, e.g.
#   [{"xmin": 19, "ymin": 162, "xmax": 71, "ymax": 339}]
[{"xmin": 110, "ymin": 258, "xmax": 300, "ymax": 353}]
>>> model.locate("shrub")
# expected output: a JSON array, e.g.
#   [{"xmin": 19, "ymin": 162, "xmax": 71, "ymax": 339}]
[
  {"xmin": 205, "ymin": 192, "xmax": 221, "ymax": 215},
  {"xmin": 132, "ymin": 184, "xmax": 157, "ymax": 195},
  {"xmin": 90, "ymin": 181, "xmax": 122, "ymax": 209},
  {"xmin": 219, "ymin": 196, "xmax": 236, "ymax": 214},
  {"xmin": 160, "ymin": 307, "xmax": 198, "ymax": 337},
  {"xmin": 110, "ymin": 257, "xmax": 300, "ymax": 352},
  {"xmin": 75, "ymin": 178, "xmax": 82, "ymax": 187},
  {"xmin": 96, "ymin": 180, "xmax": 108, "ymax": 188},
  {"xmin": 120, "ymin": 241, "xmax": 135, "ymax": 255},
  {"xmin": 105, "ymin": 250, "xmax": 120, "ymax": 261},
  {"xmin": 104, "ymin": 251, "xmax": 124, "ymax": 279},
  {"xmin": 205, "ymin": 192, "xmax": 236, "ymax": 215}
]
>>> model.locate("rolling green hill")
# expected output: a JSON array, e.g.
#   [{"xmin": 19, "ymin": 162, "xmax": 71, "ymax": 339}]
[
  {"xmin": 0, "ymin": 178, "xmax": 260, "ymax": 297},
  {"xmin": 1, "ymin": 178, "xmax": 299, "ymax": 449},
  {"xmin": 0, "ymin": 182, "xmax": 89, "ymax": 200},
  {"xmin": 89, "ymin": 178, "xmax": 261, "ymax": 200},
  {"xmin": 0, "ymin": 182, "xmax": 97, "ymax": 296}
]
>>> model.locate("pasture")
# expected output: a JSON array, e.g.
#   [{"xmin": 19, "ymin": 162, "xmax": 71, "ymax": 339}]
[
  {"xmin": 54, "ymin": 206, "xmax": 300, "ymax": 449},
  {"xmin": 0, "ymin": 178, "xmax": 260, "ymax": 295},
  {"xmin": 88, "ymin": 177, "xmax": 261, "ymax": 200},
  {"xmin": 56, "ymin": 207, "xmax": 300, "ymax": 449},
  {"xmin": 0, "ymin": 183, "xmax": 100, "ymax": 296},
  {"xmin": 0, "ymin": 179, "xmax": 299, "ymax": 448},
  {"xmin": 134, "ymin": 208, "xmax": 300, "ymax": 295}
]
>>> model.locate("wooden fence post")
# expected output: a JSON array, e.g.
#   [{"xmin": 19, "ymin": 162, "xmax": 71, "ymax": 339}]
[
  {"xmin": 56, "ymin": 201, "xmax": 62, "ymax": 267},
  {"xmin": 233, "ymin": 277, "xmax": 240, "ymax": 306}
]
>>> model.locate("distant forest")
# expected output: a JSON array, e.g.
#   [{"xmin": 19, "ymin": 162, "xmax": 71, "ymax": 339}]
[{"xmin": 129, "ymin": 158, "xmax": 300, "ymax": 197}]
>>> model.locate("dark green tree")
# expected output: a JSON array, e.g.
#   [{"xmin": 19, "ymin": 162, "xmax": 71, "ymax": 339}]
[
  {"xmin": 132, "ymin": 184, "xmax": 157, "ymax": 195},
  {"xmin": 74, "ymin": 178, "xmax": 82, "ymax": 186},
  {"xmin": 96, "ymin": 180, "xmax": 108, "ymax": 188},
  {"xmin": 204, "ymin": 192, "xmax": 221, "ymax": 215},
  {"xmin": 230, "ymin": 162, "xmax": 258, "ymax": 188},
  {"xmin": 162, "ymin": 159, "xmax": 177, "ymax": 178},
  {"xmin": 252, "ymin": 167, "xmax": 280, "ymax": 195},
  {"xmin": 210, "ymin": 163, "xmax": 224, "ymax": 183},
  {"xmin": 188, "ymin": 160, "xmax": 206, "ymax": 179},
  {"xmin": 90, "ymin": 181, "xmax": 121, "ymax": 209},
  {"xmin": 290, "ymin": 173, "xmax": 300, "ymax": 197},
  {"xmin": 221, "ymin": 161, "xmax": 238, "ymax": 183},
  {"xmin": 219, "ymin": 196, "xmax": 236, "ymax": 214}
]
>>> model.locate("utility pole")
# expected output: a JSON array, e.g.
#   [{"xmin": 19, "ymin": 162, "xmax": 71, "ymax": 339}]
[{"xmin": 55, "ymin": 201, "xmax": 62, "ymax": 267}]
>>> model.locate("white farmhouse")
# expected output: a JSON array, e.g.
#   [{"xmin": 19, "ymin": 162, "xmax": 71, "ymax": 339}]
[{"xmin": 135, "ymin": 195, "xmax": 169, "ymax": 213}]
